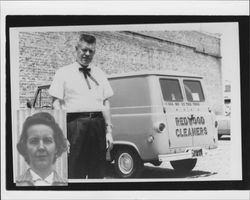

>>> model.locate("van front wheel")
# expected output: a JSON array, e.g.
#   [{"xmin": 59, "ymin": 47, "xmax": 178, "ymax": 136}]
[
  {"xmin": 114, "ymin": 148, "xmax": 143, "ymax": 178},
  {"xmin": 170, "ymin": 158, "xmax": 197, "ymax": 173}
]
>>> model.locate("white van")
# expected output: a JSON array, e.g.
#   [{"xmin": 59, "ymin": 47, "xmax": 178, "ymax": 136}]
[
  {"xmin": 28, "ymin": 70, "xmax": 218, "ymax": 178},
  {"xmin": 108, "ymin": 71, "xmax": 218, "ymax": 178}
]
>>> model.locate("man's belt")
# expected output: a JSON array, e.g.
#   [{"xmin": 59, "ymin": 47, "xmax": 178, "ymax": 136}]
[{"xmin": 67, "ymin": 112, "xmax": 103, "ymax": 120}]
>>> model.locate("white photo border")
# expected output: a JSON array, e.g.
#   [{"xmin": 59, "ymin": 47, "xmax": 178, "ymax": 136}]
[{"xmin": 1, "ymin": 1, "xmax": 249, "ymax": 200}]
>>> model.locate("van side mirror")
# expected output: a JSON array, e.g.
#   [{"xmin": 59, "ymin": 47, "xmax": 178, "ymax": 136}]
[{"xmin": 26, "ymin": 100, "xmax": 32, "ymax": 108}]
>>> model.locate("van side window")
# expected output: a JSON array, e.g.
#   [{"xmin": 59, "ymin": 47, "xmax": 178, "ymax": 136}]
[
  {"xmin": 159, "ymin": 79, "xmax": 183, "ymax": 102},
  {"xmin": 109, "ymin": 77, "xmax": 151, "ymax": 107},
  {"xmin": 183, "ymin": 80, "xmax": 205, "ymax": 102}
]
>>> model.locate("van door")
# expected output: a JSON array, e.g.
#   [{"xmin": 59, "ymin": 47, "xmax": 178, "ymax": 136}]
[
  {"xmin": 159, "ymin": 78, "xmax": 193, "ymax": 148},
  {"xmin": 183, "ymin": 79, "xmax": 215, "ymax": 147}
]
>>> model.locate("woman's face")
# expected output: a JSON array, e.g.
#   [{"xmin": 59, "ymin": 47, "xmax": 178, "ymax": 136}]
[{"xmin": 26, "ymin": 124, "xmax": 57, "ymax": 170}]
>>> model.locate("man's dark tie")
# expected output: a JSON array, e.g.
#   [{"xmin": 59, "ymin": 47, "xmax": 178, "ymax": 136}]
[{"xmin": 79, "ymin": 67, "xmax": 99, "ymax": 89}]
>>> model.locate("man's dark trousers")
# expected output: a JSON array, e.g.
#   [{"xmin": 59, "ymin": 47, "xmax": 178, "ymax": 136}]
[{"xmin": 67, "ymin": 112, "xmax": 106, "ymax": 179}]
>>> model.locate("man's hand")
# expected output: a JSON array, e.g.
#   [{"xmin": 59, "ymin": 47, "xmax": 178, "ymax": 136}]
[
  {"xmin": 52, "ymin": 97, "xmax": 62, "ymax": 109},
  {"xmin": 106, "ymin": 126, "xmax": 113, "ymax": 150},
  {"xmin": 66, "ymin": 139, "xmax": 71, "ymax": 154}
]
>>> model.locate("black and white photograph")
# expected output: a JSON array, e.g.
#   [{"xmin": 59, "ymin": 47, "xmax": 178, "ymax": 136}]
[
  {"xmin": 1, "ymin": 1, "xmax": 249, "ymax": 200},
  {"xmin": 8, "ymin": 22, "xmax": 242, "ymax": 182}
]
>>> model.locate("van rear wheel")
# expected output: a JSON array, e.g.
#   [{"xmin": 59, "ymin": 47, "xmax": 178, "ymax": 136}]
[
  {"xmin": 114, "ymin": 148, "xmax": 143, "ymax": 178},
  {"xmin": 170, "ymin": 158, "xmax": 197, "ymax": 173}
]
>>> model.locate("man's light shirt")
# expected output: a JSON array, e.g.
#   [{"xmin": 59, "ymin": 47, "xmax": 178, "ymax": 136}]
[{"xmin": 49, "ymin": 62, "xmax": 113, "ymax": 112}]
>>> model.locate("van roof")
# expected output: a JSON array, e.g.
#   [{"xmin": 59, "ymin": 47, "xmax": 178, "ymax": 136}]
[{"xmin": 108, "ymin": 70, "xmax": 203, "ymax": 79}]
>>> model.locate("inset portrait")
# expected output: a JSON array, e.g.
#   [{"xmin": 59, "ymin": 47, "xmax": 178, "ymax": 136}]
[{"xmin": 13, "ymin": 110, "xmax": 68, "ymax": 186}]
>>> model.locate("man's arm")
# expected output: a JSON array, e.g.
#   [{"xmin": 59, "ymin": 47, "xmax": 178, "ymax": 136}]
[
  {"xmin": 102, "ymin": 99, "xmax": 113, "ymax": 149},
  {"xmin": 103, "ymin": 99, "xmax": 112, "ymax": 126}
]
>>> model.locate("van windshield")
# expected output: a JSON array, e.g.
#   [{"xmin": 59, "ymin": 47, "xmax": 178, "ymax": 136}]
[
  {"xmin": 183, "ymin": 80, "xmax": 205, "ymax": 102},
  {"xmin": 159, "ymin": 79, "xmax": 183, "ymax": 102}
]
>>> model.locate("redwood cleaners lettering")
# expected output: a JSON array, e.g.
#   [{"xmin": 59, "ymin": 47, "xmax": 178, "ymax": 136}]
[{"xmin": 175, "ymin": 115, "xmax": 207, "ymax": 137}]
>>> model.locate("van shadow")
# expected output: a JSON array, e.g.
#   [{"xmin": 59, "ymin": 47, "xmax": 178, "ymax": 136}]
[
  {"xmin": 141, "ymin": 166, "xmax": 217, "ymax": 179},
  {"xmin": 105, "ymin": 164, "xmax": 217, "ymax": 179}
]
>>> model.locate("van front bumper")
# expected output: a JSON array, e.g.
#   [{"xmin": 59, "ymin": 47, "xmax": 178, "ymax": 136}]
[{"xmin": 158, "ymin": 148, "xmax": 210, "ymax": 162}]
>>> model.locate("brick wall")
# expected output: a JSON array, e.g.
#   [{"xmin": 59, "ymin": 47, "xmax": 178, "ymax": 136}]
[{"xmin": 19, "ymin": 31, "xmax": 223, "ymax": 114}]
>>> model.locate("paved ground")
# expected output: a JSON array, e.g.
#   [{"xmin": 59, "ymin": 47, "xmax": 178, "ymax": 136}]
[{"xmin": 105, "ymin": 137, "xmax": 231, "ymax": 180}]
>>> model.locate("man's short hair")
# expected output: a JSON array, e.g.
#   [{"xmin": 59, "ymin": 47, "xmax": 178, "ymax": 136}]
[
  {"xmin": 79, "ymin": 34, "xmax": 96, "ymax": 44},
  {"xmin": 17, "ymin": 112, "xmax": 68, "ymax": 164}
]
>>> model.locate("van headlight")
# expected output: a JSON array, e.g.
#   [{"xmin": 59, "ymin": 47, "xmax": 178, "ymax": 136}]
[
  {"xmin": 147, "ymin": 135, "xmax": 154, "ymax": 143},
  {"xmin": 154, "ymin": 122, "xmax": 166, "ymax": 133}
]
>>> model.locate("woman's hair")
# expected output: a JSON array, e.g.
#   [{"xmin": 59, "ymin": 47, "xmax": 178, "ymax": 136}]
[{"xmin": 17, "ymin": 112, "xmax": 68, "ymax": 164}]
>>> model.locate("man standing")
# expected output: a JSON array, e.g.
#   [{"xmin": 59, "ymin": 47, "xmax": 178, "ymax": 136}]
[{"xmin": 49, "ymin": 34, "xmax": 113, "ymax": 179}]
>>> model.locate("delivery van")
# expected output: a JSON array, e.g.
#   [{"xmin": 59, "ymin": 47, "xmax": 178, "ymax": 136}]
[
  {"xmin": 108, "ymin": 70, "xmax": 218, "ymax": 178},
  {"xmin": 27, "ymin": 70, "xmax": 218, "ymax": 178}
]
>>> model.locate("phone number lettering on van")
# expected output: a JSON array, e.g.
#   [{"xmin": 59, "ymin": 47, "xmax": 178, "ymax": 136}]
[{"xmin": 175, "ymin": 115, "xmax": 208, "ymax": 137}]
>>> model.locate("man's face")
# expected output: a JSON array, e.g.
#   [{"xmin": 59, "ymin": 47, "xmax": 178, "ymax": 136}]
[
  {"xmin": 26, "ymin": 124, "xmax": 57, "ymax": 170},
  {"xmin": 76, "ymin": 41, "xmax": 96, "ymax": 67}
]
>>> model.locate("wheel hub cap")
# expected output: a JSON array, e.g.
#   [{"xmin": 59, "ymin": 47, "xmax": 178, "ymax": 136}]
[{"xmin": 118, "ymin": 153, "xmax": 133, "ymax": 174}]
